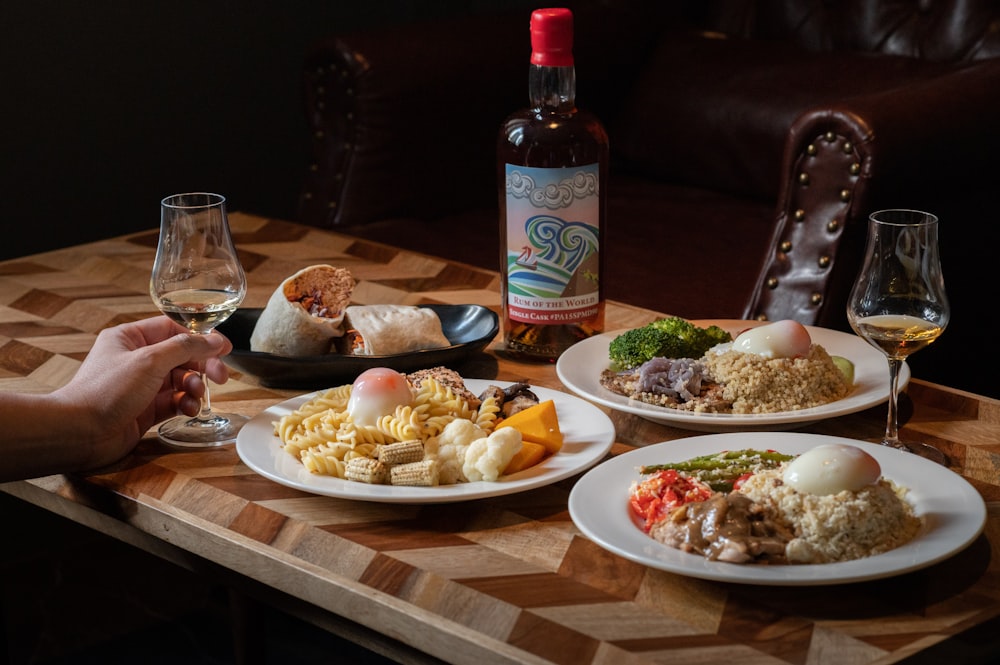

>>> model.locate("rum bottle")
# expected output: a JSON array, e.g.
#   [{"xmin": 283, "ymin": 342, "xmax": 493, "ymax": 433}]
[{"xmin": 498, "ymin": 7, "xmax": 609, "ymax": 361}]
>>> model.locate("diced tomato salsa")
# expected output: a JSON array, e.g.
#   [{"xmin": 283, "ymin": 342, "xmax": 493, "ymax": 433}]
[{"xmin": 629, "ymin": 469, "xmax": 714, "ymax": 532}]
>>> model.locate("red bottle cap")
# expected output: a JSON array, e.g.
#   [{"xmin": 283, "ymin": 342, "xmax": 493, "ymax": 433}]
[{"xmin": 530, "ymin": 8, "xmax": 574, "ymax": 67}]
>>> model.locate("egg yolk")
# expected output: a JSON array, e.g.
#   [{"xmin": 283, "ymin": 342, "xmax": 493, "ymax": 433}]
[
  {"xmin": 782, "ymin": 443, "xmax": 881, "ymax": 495},
  {"xmin": 732, "ymin": 319, "xmax": 812, "ymax": 359},
  {"xmin": 347, "ymin": 367, "xmax": 414, "ymax": 427}
]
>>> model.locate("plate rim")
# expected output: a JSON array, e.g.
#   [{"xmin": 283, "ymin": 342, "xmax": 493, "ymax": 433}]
[
  {"xmin": 236, "ymin": 379, "xmax": 616, "ymax": 503},
  {"xmin": 555, "ymin": 319, "xmax": 905, "ymax": 430},
  {"xmin": 568, "ymin": 432, "xmax": 986, "ymax": 585}
]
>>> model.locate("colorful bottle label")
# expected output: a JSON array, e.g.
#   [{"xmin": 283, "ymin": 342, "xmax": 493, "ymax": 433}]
[{"xmin": 503, "ymin": 163, "xmax": 601, "ymax": 325}]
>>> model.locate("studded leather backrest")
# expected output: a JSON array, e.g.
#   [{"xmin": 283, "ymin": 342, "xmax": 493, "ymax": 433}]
[
  {"xmin": 658, "ymin": 0, "xmax": 1000, "ymax": 329},
  {"xmin": 743, "ymin": 110, "xmax": 872, "ymax": 329},
  {"xmin": 742, "ymin": 51, "xmax": 1000, "ymax": 329},
  {"xmin": 682, "ymin": 0, "xmax": 1000, "ymax": 62}
]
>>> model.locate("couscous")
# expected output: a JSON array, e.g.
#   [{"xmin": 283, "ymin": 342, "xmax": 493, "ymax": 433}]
[
  {"xmin": 600, "ymin": 343, "xmax": 851, "ymax": 414},
  {"xmin": 737, "ymin": 467, "xmax": 921, "ymax": 563}
]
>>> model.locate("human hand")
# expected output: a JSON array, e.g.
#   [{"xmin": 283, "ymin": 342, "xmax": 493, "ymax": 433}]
[{"xmin": 56, "ymin": 316, "xmax": 234, "ymax": 470}]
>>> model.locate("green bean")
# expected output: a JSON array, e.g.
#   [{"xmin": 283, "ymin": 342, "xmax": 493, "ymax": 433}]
[
  {"xmin": 639, "ymin": 449, "xmax": 793, "ymax": 475},
  {"xmin": 639, "ymin": 449, "xmax": 795, "ymax": 492}
]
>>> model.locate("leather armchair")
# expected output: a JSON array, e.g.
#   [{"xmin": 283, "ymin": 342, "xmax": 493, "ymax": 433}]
[{"xmin": 297, "ymin": 0, "xmax": 1000, "ymax": 398}]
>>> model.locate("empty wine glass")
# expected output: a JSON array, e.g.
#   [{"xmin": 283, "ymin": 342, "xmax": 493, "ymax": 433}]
[
  {"xmin": 846, "ymin": 209, "xmax": 949, "ymax": 464},
  {"xmin": 150, "ymin": 192, "xmax": 247, "ymax": 447}
]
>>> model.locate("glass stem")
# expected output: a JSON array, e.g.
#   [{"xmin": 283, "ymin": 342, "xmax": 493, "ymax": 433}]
[
  {"xmin": 189, "ymin": 331, "xmax": 214, "ymax": 422},
  {"xmin": 884, "ymin": 357, "xmax": 902, "ymax": 446},
  {"xmin": 198, "ymin": 366, "xmax": 214, "ymax": 421}
]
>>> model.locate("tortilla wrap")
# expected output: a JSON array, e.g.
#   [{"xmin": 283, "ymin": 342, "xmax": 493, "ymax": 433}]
[
  {"xmin": 250, "ymin": 265, "xmax": 354, "ymax": 356},
  {"xmin": 340, "ymin": 305, "xmax": 450, "ymax": 355}
]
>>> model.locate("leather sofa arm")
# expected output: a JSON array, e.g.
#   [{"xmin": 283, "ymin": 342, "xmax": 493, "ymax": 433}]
[
  {"xmin": 298, "ymin": 12, "xmax": 525, "ymax": 229},
  {"xmin": 746, "ymin": 59, "xmax": 1000, "ymax": 329},
  {"xmin": 298, "ymin": 3, "xmax": 664, "ymax": 230}
]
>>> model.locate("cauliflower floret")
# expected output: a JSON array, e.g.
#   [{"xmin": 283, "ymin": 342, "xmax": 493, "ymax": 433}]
[
  {"xmin": 426, "ymin": 418, "xmax": 487, "ymax": 484},
  {"xmin": 462, "ymin": 427, "xmax": 523, "ymax": 482}
]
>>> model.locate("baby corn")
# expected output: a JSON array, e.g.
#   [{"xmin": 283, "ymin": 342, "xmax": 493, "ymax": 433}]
[
  {"xmin": 390, "ymin": 459, "xmax": 439, "ymax": 487},
  {"xmin": 376, "ymin": 439, "xmax": 425, "ymax": 465},
  {"xmin": 345, "ymin": 457, "xmax": 390, "ymax": 484}
]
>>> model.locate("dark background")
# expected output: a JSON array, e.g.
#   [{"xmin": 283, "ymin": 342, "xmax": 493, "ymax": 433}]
[
  {"xmin": 0, "ymin": 1, "xmax": 535, "ymax": 260},
  {"xmin": 2, "ymin": 2, "xmax": 984, "ymax": 398}
]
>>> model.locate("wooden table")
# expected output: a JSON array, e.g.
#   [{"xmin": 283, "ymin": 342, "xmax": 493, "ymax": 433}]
[{"xmin": 2, "ymin": 213, "xmax": 1000, "ymax": 665}]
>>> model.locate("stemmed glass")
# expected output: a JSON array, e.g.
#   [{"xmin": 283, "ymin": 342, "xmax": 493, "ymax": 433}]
[
  {"xmin": 150, "ymin": 193, "xmax": 247, "ymax": 447},
  {"xmin": 846, "ymin": 209, "xmax": 950, "ymax": 464}
]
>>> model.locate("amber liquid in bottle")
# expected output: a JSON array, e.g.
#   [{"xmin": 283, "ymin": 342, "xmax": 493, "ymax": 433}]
[{"xmin": 498, "ymin": 8, "xmax": 609, "ymax": 362}]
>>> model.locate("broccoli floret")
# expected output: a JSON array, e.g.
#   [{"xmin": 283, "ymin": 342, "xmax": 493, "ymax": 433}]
[
  {"xmin": 608, "ymin": 326, "xmax": 687, "ymax": 370},
  {"xmin": 651, "ymin": 317, "xmax": 734, "ymax": 356},
  {"xmin": 648, "ymin": 316, "xmax": 700, "ymax": 344},
  {"xmin": 608, "ymin": 317, "xmax": 734, "ymax": 370},
  {"xmin": 701, "ymin": 324, "xmax": 733, "ymax": 349}
]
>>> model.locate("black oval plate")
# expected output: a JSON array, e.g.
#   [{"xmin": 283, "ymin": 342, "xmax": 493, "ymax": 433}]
[{"xmin": 217, "ymin": 304, "xmax": 499, "ymax": 389}]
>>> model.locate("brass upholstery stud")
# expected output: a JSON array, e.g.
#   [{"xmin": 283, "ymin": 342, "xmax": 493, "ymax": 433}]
[
  {"xmin": 303, "ymin": 192, "xmax": 313, "ymax": 200},
  {"xmin": 315, "ymin": 130, "xmax": 325, "ymax": 139},
  {"xmin": 825, "ymin": 131, "xmax": 836, "ymax": 142},
  {"xmin": 827, "ymin": 219, "xmax": 841, "ymax": 233},
  {"xmin": 811, "ymin": 293, "xmax": 823, "ymax": 305},
  {"xmin": 806, "ymin": 144, "xmax": 817, "ymax": 156},
  {"xmin": 767, "ymin": 277, "xmax": 779, "ymax": 289},
  {"xmin": 328, "ymin": 201, "xmax": 338, "ymax": 209},
  {"xmin": 794, "ymin": 209, "xmax": 806, "ymax": 221},
  {"xmin": 799, "ymin": 172, "xmax": 810, "ymax": 185},
  {"xmin": 309, "ymin": 164, "xmax": 318, "ymax": 172},
  {"xmin": 850, "ymin": 162, "xmax": 861, "ymax": 175},
  {"xmin": 756, "ymin": 314, "xmax": 769, "ymax": 321},
  {"xmin": 818, "ymin": 255, "xmax": 831, "ymax": 268},
  {"xmin": 842, "ymin": 142, "xmax": 853, "ymax": 153},
  {"xmin": 780, "ymin": 240, "xmax": 793, "ymax": 253},
  {"xmin": 839, "ymin": 188, "xmax": 851, "ymax": 202}
]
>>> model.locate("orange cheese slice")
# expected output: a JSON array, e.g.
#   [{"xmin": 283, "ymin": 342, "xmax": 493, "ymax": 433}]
[
  {"xmin": 496, "ymin": 400, "xmax": 563, "ymax": 454},
  {"xmin": 503, "ymin": 441, "xmax": 548, "ymax": 474}
]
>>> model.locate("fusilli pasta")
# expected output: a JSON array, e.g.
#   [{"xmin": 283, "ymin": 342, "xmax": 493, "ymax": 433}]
[{"xmin": 271, "ymin": 375, "xmax": 502, "ymax": 484}]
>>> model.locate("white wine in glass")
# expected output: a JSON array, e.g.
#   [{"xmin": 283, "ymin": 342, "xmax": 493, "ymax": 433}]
[
  {"xmin": 150, "ymin": 192, "xmax": 247, "ymax": 447},
  {"xmin": 846, "ymin": 209, "xmax": 949, "ymax": 464}
]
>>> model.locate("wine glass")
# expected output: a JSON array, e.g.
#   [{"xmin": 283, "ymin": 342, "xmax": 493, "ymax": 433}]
[
  {"xmin": 846, "ymin": 209, "xmax": 949, "ymax": 464},
  {"xmin": 150, "ymin": 192, "xmax": 247, "ymax": 447}
]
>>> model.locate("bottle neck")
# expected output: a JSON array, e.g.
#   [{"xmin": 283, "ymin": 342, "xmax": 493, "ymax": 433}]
[{"xmin": 529, "ymin": 64, "xmax": 576, "ymax": 113}]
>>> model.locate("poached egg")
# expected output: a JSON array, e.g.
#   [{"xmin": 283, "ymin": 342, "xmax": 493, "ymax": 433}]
[
  {"xmin": 347, "ymin": 367, "xmax": 414, "ymax": 427},
  {"xmin": 782, "ymin": 443, "xmax": 881, "ymax": 495},
  {"xmin": 732, "ymin": 319, "xmax": 812, "ymax": 359}
]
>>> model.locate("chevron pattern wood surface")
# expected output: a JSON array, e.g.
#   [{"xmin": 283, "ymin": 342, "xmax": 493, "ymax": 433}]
[{"xmin": 2, "ymin": 213, "xmax": 999, "ymax": 665}]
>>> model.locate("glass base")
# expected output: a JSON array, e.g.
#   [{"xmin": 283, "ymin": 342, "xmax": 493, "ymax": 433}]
[
  {"xmin": 883, "ymin": 439, "xmax": 948, "ymax": 466},
  {"xmin": 157, "ymin": 412, "xmax": 249, "ymax": 448}
]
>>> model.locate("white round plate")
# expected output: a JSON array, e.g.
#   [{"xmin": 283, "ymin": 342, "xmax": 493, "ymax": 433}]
[
  {"xmin": 569, "ymin": 432, "xmax": 985, "ymax": 585},
  {"xmin": 556, "ymin": 319, "xmax": 907, "ymax": 432},
  {"xmin": 236, "ymin": 379, "xmax": 615, "ymax": 503}
]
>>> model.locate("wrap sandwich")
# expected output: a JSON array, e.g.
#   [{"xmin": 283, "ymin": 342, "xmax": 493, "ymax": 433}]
[
  {"xmin": 250, "ymin": 264, "xmax": 355, "ymax": 356},
  {"xmin": 338, "ymin": 305, "xmax": 451, "ymax": 356}
]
